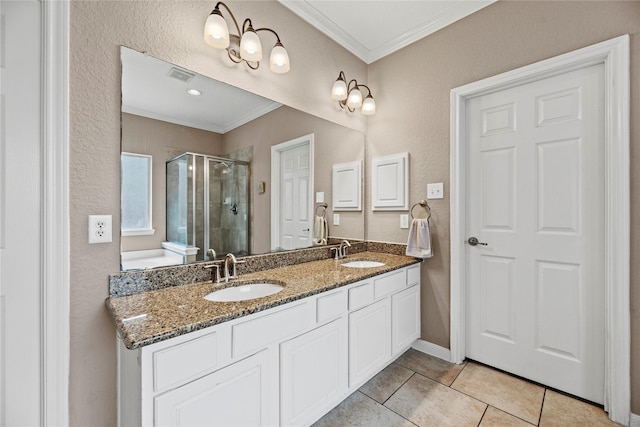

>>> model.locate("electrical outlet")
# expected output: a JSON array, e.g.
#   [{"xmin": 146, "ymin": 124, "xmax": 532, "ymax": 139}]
[
  {"xmin": 400, "ymin": 214, "xmax": 409, "ymax": 229},
  {"xmin": 427, "ymin": 182, "xmax": 444, "ymax": 199},
  {"xmin": 333, "ymin": 213, "xmax": 340, "ymax": 226},
  {"xmin": 88, "ymin": 215, "xmax": 112, "ymax": 244}
]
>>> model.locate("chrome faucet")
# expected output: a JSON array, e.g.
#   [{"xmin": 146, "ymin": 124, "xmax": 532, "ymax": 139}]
[
  {"xmin": 205, "ymin": 263, "xmax": 222, "ymax": 283},
  {"xmin": 339, "ymin": 240, "xmax": 352, "ymax": 258},
  {"xmin": 223, "ymin": 253, "xmax": 244, "ymax": 282}
]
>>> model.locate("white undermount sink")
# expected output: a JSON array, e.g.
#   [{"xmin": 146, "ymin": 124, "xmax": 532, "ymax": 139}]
[
  {"xmin": 341, "ymin": 260, "xmax": 385, "ymax": 268},
  {"xmin": 204, "ymin": 283, "xmax": 284, "ymax": 302}
]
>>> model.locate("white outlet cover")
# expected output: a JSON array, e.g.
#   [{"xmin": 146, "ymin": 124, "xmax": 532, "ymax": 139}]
[
  {"xmin": 316, "ymin": 192, "xmax": 324, "ymax": 203},
  {"xmin": 333, "ymin": 213, "xmax": 340, "ymax": 226},
  {"xmin": 89, "ymin": 215, "xmax": 113, "ymax": 244},
  {"xmin": 427, "ymin": 182, "xmax": 444, "ymax": 199},
  {"xmin": 400, "ymin": 214, "xmax": 409, "ymax": 229}
]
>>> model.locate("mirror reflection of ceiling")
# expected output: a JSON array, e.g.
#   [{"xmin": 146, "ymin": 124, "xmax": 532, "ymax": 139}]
[
  {"xmin": 279, "ymin": 0, "xmax": 496, "ymax": 64},
  {"xmin": 120, "ymin": 47, "xmax": 282, "ymax": 134}
]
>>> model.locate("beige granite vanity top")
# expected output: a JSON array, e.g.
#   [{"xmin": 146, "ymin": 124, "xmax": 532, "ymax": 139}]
[{"xmin": 106, "ymin": 251, "xmax": 420, "ymax": 350}]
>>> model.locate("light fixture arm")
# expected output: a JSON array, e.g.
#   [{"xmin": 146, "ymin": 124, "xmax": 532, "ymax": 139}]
[
  {"xmin": 205, "ymin": 1, "xmax": 290, "ymax": 73},
  {"xmin": 331, "ymin": 71, "xmax": 376, "ymax": 115},
  {"xmin": 214, "ymin": 2, "xmax": 241, "ymax": 39}
]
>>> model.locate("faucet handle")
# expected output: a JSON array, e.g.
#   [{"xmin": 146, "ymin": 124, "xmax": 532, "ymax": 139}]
[
  {"xmin": 330, "ymin": 247, "xmax": 340, "ymax": 260},
  {"xmin": 205, "ymin": 264, "xmax": 221, "ymax": 283}
]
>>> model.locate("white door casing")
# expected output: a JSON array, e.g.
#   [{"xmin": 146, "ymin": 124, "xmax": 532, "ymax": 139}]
[
  {"xmin": 465, "ymin": 64, "xmax": 605, "ymax": 403},
  {"xmin": 271, "ymin": 134, "xmax": 314, "ymax": 251},
  {"xmin": 450, "ymin": 35, "xmax": 629, "ymax": 424}
]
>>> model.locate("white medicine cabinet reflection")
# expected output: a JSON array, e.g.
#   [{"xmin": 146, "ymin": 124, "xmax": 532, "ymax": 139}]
[{"xmin": 332, "ymin": 161, "xmax": 362, "ymax": 211}]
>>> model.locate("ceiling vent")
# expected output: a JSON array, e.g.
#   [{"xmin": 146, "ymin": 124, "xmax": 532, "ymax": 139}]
[{"xmin": 168, "ymin": 67, "xmax": 196, "ymax": 83}]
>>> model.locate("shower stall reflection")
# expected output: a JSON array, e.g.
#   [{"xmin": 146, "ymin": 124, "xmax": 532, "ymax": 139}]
[{"xmin": 166, "ymin": 152, "xmax": 250, "ymax": 262}]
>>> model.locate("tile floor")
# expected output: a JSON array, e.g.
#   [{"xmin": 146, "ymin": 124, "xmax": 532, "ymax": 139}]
[{"xmin": 313, "ymin": 348, "xmax": 618, "ymax": 427}]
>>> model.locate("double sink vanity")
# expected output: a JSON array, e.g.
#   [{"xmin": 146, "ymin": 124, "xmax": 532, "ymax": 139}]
[{"xmin": 107, "ymin": 245, "xmax": 421, "ymax": 426}]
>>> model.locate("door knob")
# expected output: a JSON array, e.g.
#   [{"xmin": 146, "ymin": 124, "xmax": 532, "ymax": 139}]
[{"xmin": 467, "ymin": 237, "xmax": 488, "ymax": 246}]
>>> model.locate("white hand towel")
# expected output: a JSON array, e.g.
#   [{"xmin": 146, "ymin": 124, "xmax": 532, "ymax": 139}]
[
  {"xmin": 406, "ymin": 218, "xmax": 432, "ymax": 259},
  {"xmin": 312, "ymin": 215, "xmax": 327, "ymax": 246}
]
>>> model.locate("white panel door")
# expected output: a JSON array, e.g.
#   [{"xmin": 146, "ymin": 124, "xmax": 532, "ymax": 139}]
[
  {"xmin": 280, "ymin": 144, "xmax": 311, "ymax": 250},
  {"xmin": 466, "ymin": 64, "xmax": 605, "ymax": 403}
]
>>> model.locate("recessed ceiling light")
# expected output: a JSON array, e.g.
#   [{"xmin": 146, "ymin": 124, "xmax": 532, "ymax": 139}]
[{"xmin": 186, "ymin": 88, "xmax": 202, "ymax": 96}]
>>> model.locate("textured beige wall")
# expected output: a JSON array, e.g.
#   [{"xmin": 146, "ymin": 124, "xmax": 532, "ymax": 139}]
[
  {"xmin": 120, "ymin": 113, "xmax": 223, "ymax": 252},
  {"xmin": 366, "ymin": 0, "xmax": 640, "ymax": 413},
  {"xmin": 69, "ymin": 1, "xmax": 366, "ymax": 425},
  {"xmin": 70, "ymin": 1, "xmax": 640, "ymax": 424},
  {"xmin": 223, "ymin": 106, "xmax": 365, "ymax": 254}
]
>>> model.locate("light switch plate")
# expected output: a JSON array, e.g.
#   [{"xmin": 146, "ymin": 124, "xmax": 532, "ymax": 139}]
[
  {"xmin": 400, "ymin": 214, "xmax": 409, "ymax": 229},
  {"xmin": 333, "ymin": 213, "xmax": 340, "ymax": 226},
  {"xmin": 316, "ymin": 192, "xmax": 324, "ymax": 203},
  {"xmin": 427, "ymin": 182, "xmax": 444, "ymax": 199}
]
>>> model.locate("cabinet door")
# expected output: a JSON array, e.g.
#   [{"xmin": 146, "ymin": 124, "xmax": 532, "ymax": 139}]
[
  {"xmin": 154, "ymin": 349, "xmax": 272, "ymax": 427},
  {"xmin": 392, "ymin": 285, "xmax": 421, "ymax": 355},
  {"xmin": 280, "ymin": 317, "xmax": 347, "ymax": 426},
  {"xmin": 348, "ymin": 298, "xmax": 391, "ymax": 387}
]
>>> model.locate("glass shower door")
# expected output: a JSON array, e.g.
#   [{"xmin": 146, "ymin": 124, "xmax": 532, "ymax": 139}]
[{"xmin": 207, "ymin": 159, "xmax": 249, "ymax": 258}]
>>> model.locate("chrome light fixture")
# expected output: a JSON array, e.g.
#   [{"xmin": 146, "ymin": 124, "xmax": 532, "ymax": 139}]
[
  {"xmin": 331, "ymin": 71, "xmax": 376, "ymax": 115},
  {"xmin": 204, "ymin": 2, "xmax": 290, "ymax": 74}
]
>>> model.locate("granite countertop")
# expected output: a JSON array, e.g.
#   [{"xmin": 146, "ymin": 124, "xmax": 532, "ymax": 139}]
[{"xmin": 106, "ymin": 251, "xmax": 420, "ymax": 350}]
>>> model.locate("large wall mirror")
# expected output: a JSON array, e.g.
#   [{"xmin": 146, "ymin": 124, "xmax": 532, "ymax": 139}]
[{"xmin": 120, "ymin": 47, "xmax": 365, "ymax": 271}]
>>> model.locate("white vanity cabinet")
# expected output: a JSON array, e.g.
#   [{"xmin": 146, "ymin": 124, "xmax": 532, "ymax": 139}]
[
  {"xmin": 154, "ymin": 349, "xmax": 272, "ymax": 426},
  {"xmin": 118, "ymin": 263, "xmax": 421, "ymax": 427},
  {"xmin": 349, "ymin": 298, "xmax": 392, "ymax": 386},
  {"xmin": 280, "ymin": 317, "xmax": 348, "ymax": 426}
]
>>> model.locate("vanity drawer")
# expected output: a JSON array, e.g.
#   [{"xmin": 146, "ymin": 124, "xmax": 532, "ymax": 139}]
[
  {"xmin": 153, "ymin": 331, "xmax": 220, "ymax": 392},
  {"xmin": 316, "ymin": 290, "xmax": 346, "ymax": 323},
  {"xmin": 348, "ymin": 282, "xmax": 374, "ymax": 311},
  {"xmin": 407, "ymin": 264, "xmax": 420, "ymax": 287},
  {"xmin": 374, "ymin": 269, "xmax": 406, "ymax": 299},
  {"xmin": 232, "ymin": 302, "xmax": 311, "ymax": 357}
]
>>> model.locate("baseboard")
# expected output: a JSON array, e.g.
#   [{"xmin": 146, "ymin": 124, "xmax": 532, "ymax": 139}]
[
  {"xmin": 411, "ymin": 339, "xmax": 452, "ymax": 362},
  {"xmin": 630, "ymin": 412, "xmax": 640, "ymax": 427}
]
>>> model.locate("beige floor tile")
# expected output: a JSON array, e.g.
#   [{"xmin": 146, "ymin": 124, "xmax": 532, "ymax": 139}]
[
  {"xmin": 385, "ymin": 373, "xmax": 486, "ymax": 427},
  {"xmin": 480, "ymin": 406, "xmax": 535, "ymax": 426},
  {"xmin": 539, "ymin": 390, "xmax": 618, "ymax": 427},
  {"xmin": 313, "ymin": 391, "xmax": 416, "ymax": 427},
  {"xmin": 359, "ymin": 363, "xmax": 414, "ymax": 404},
  {"xmin": 394, "ymin": 348, "xmax": 466, "ymax": 386},
  {"xmin": 451, "ymin": 362, "xmax": 544, "ymax": 425}
]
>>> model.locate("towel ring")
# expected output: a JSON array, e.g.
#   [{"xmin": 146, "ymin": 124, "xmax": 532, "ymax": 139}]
[
  {"xmin": 410, "ymin": 200, "xmax": 431, "ymax": 220},
  {"xmin": 315, "ymin": 203, "xmax": 328, "ymax": 218}
]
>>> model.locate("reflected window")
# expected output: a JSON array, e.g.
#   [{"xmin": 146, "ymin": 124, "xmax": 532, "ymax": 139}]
[{"xmin": 121, "ymin": 152, "xmax": 154, "ymax": 236}]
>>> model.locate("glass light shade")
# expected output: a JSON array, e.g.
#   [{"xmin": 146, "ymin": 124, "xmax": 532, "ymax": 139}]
[
  {"xmin": 203, "ymin": 13, "xmax": 230, "ymax": 49},
  {"xmin": 331, "ymin": 79, "xmax": 347, "ymax": 101},
  {"xmin": 269, "ymin": 44, "xmax": 290, "ymax": 73},
  {"xmin": 361, "ymin": 95, "xmax": 376, "ymax": 115},
  {"xmin": 346, "ymin": 87, "xmax": 363, "ymax": 109},
  {"xmin": 240, "ymin": 30, "xmax": 263, "ymax": 62}
]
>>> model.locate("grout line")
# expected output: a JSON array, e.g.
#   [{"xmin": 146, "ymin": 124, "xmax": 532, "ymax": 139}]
[
  {"xmin": 449, "ymin": 358, "xmax": 468, "ymax": 386},
  {"xmin": 538, "ymin": 389, "xmax": 547, "ymax": 426},
  {"xmin": 381, "ymin": 370, "xmax": 415, "ymax": 406},
  {"xmin": 477, "ymin": 405, "xmax": 489, "ymax": 427}
]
